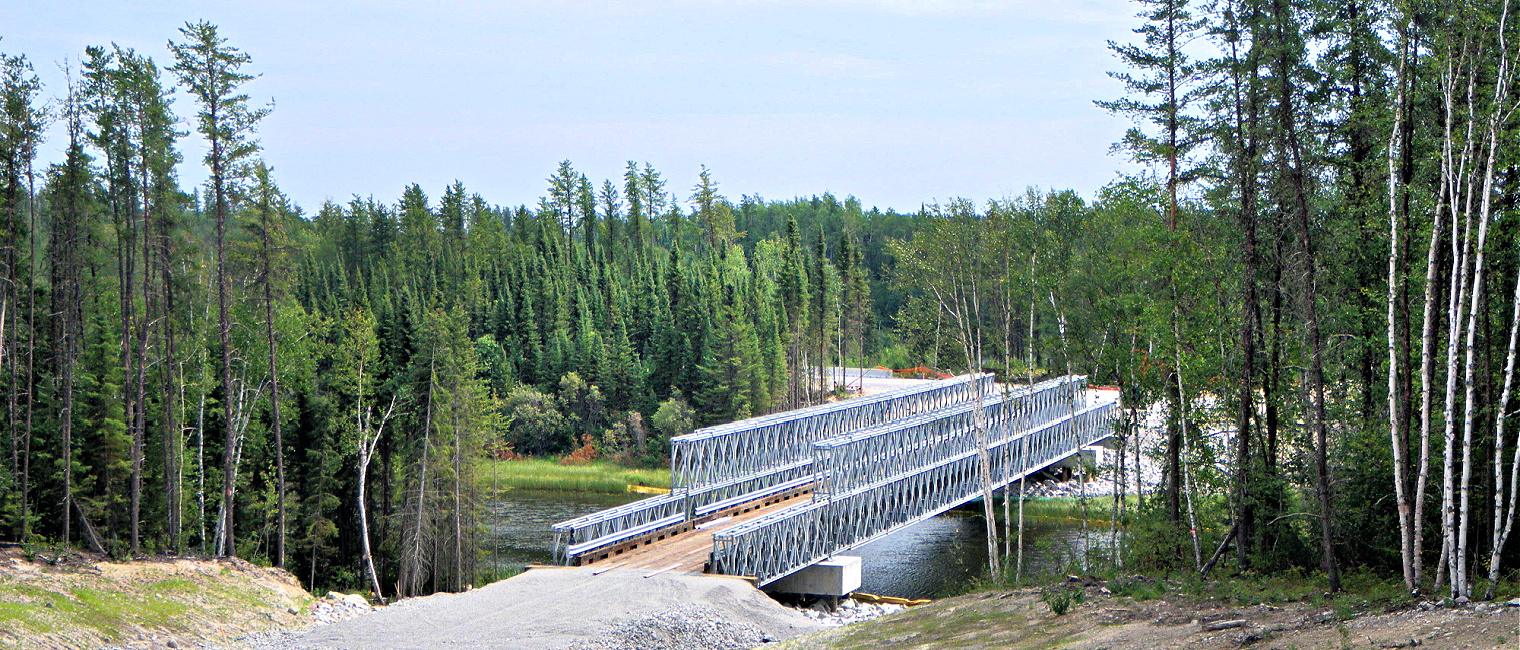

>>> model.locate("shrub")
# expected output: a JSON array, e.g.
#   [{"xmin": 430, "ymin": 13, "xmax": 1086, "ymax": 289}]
[
  {"xmin": 560, "ymin": 434, "xmax": 599, "ymax": 465},
  {"xmin": 1041, "ymin": 585, "xmax": 1083, "ymax": 615},
  {"xmin": 1108, "ymin": 576, "xmax": 1165, "ymax": 601}
]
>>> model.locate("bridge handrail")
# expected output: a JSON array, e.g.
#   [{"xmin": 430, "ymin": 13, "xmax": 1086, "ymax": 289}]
[
  {"xmin": 724, "ymin": 393, "xmax": 1112, "ymax": 542},
  {"xmin": 563, "ymin": 513, "xmax": 686, "ymax": 559},
  {"xmin": 552, "ymin": 375, "xmax": 990, "ymax": 563},
  {"xmin": 551, "ymin": 459, "xmax": 816, "ymax": 559},
  {"xmin": 670, "ymin": 374, "xmax": 985, "ymax": 442}
]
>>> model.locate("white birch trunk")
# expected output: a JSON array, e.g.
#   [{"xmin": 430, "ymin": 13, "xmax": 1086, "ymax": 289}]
[
  {"xmin": 1385, "ymin": 28, "xmax": 1414, "ymax": 591},
  {"xmin": 1484, "ymin": 251, "xmax": 1520, "ymax": 598},
  {"xmin": 1459, "ymin": 5, "xmax": 1513, "ymax": 596}
]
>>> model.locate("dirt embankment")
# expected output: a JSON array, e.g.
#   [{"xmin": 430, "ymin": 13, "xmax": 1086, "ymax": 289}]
[
  {"xmin": 0, "ymin": 546, "xmax": 315, "ymax": 650},
  {"xmin": 779, "ymin": 582, "xmax": 1520, "ymax": 650}
]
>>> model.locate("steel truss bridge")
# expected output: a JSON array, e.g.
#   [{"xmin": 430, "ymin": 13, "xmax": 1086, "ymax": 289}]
[{"xmin": 552, "ymin": 374, "xmax": 1120, "ymax": 587}]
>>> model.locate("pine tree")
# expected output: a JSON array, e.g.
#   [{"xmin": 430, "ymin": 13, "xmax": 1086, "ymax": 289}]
[
  {"xmin": 0, "ymin": 49, "xmax": 44, "ymax": 541},
  {"xmin": 169, "ymin": 21, "xmax": 269, "ymax": 557}
]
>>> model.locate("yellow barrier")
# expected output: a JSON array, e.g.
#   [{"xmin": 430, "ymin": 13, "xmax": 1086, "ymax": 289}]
[{"xmin": 851, "ymin": 592, "xmax": 932, "ymax": 606}]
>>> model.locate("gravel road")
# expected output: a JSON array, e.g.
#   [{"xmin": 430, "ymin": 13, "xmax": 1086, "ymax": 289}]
[{"xmin": 256, "ymin": 567, "xmax": 821, "ymax": 650}]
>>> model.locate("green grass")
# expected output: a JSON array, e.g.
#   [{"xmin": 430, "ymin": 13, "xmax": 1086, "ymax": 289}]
[
  {"xmin": 480, "ymin": 459, "xmax": 671, "ymax": 494},
  {"xmin": 1171, "ymin": 567, "xmax": 1413, "ymax": 612},
  {"xmin": 996, "ymin": 496, "xmax": 1124, "ymax": 524},
  {"xmin": 67, "ymin": 587, "xmax": 189, "ymax": 640},
  {"xmin": 0, "ymin": 582, "xmax": 193, "ymax": 643}
]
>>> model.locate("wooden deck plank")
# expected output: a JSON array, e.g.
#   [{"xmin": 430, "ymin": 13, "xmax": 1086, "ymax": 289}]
[{"xmin": 600, "ymin": 497, "xmax": 803, "ymax": 573}]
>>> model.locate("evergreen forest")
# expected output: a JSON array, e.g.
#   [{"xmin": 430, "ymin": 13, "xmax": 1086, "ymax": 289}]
[{"xmin": 3, "ymin": 0, "xmax": 1520, "ymax": 602}]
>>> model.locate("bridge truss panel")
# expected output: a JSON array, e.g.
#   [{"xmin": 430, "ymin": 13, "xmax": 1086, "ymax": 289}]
[
  {"xmin": 811, "ymin": 377, "xmax": 1083, "ymax": 499},
  {"xmin": 711, "ymin": 390, "xmax": 1120, "ymax": 586},
  {"xmin": 669, "ymin": 373, "xmax": 992, "ymax": 490}
]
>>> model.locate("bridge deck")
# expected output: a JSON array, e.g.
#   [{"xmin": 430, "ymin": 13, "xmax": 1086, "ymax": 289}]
[{"xmin": 584, "ymin": 496, "xmax": 800, "ymax": 575}]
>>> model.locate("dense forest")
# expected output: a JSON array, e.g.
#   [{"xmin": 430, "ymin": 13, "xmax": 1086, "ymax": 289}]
[{"xmin": 3, "ymin": 0, "xmax": 1520, "ymax": 602}]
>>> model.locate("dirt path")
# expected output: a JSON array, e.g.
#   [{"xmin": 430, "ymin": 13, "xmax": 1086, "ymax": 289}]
[{"xmin": 778, "ymin": 586, "xmax": 1520, "ymax": 650}]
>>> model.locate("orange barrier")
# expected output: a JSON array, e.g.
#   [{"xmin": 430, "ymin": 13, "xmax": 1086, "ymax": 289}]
[{"xmin": 876, "ymin": 365, "xmax": 953, "ymax": 380}]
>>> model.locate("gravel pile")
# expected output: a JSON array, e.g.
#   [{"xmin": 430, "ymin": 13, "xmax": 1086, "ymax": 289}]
[
  {"xmin": 279, "ymin": 568, "xmax": 819, "ymax": 650},
  {"xmin": 563, "ymin": 604, "xmax": 773, "ymax": 650}
]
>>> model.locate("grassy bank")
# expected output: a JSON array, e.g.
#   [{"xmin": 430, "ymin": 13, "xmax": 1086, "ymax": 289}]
[
  {"xmin": 0, "ymin": 549, "xmax": 312, "ymax": 649},
  {"xmin": 778, "ymin": 569, "xmax": 1500, "ymax": 650},
  {"xmin": 992, "ymin": 496, "xmax": 1125, "ymax": 524},
  {"xmin": 480, "ymin": 459, "xmax": 671, "ymax": 494}
]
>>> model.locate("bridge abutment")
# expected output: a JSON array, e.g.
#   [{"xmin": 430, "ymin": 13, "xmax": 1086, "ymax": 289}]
[{"xmin": 765, "ymin": 555, "xmax": 862, "ymax": 597}]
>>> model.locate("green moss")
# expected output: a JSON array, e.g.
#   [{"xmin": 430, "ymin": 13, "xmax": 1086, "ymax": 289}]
[
  {"xmin": 68, "ymin": 587, "xmax": 189, "ymax": 639},
  {"xmin": 0, "ymin": 600, "xmax": 47, "ymax": 634},
  {"xmin": 0, "ymin": 563, "xmax": 303, "ymax": 647}
]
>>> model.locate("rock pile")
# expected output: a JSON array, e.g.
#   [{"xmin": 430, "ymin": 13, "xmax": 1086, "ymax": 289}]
[
  {"xmin": 310, "ymin": 592, "xmax": 374, "ymax": 626},
  {"xmin": 791, "ymin": 598, "xmax": 907, "ymax": 627},
  {"xmin": 563, "ymin": 604, "xmax": 772, "ymax": 650}
]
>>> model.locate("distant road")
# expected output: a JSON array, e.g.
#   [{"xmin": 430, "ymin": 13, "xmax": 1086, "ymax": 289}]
[{"xmin": 852, "ymin": 376, "xmax": 938, "ymax": 396}]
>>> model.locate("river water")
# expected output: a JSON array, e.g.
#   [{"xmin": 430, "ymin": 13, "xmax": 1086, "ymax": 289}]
[{"xmin": 482, "ymin": 490, "xmax": 1103, "ymax": 600}]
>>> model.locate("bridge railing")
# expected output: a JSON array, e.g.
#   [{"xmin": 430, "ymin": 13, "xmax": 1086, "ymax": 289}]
[
  {"xmin": 550, "ymin": 460, "xmax": 819, "ymax": 563},
  {"xmin": 551, "ymin": 492, "xmax": 686, "ymax": 564},
  {"xmin": 711, "ymin": 389, "xmax": 1120, "ymax": 585},
  {"xmin": 669, "ymin": 374, "xmax": 992, "ymax": 490},
  {"xmin": 811, "ymin": 377, "xmax": 1081, "ymax": 499}
]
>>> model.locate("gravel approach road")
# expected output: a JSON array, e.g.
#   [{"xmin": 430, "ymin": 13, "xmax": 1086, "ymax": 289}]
[{"xmin": 274, "ymin": 567, "xmax": 822, "ymax": 650}]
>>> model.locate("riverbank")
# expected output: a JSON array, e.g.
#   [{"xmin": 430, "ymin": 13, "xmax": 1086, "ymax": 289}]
[
  {"xmin": 992, "ymin": 495, "xmax": 1124, "ymax": 524},
  {"xmin": 779, "ymin": 572, "xmax": 1520, "ymax": 650},
  {"xmin": 480, "ymin": 459, "xmax": 670, "ymax": 494}
]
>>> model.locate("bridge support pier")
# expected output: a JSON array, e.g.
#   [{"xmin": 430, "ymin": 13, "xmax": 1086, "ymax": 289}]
[{"xmin": 765, "ymin": 556, "xmax": 862, "ymax": 597}]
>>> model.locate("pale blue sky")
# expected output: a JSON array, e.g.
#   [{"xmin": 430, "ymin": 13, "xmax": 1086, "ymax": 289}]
[{"xmin": 3, "ymin": 0, "xmax": 1141, "ymax": 214}]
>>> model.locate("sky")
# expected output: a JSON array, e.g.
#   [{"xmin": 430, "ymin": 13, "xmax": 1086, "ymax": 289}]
[{"xmin": 2, "ymin": 0, "xmax": 1142, "ymax": 215}]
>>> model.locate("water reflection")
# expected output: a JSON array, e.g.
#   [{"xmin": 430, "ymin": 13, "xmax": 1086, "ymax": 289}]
[
  {"xmin": 841, "ymin": 507, "xmax": 1118, "ymax": 599},
  {"xmin": 481, "ymin": 490, "xmax": 642, "ymax": 569}
]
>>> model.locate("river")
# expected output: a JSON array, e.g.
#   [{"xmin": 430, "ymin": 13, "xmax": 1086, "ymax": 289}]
[{"xmin": 482, "ymin": 490, "xmax": 1105, "ymax": 600}]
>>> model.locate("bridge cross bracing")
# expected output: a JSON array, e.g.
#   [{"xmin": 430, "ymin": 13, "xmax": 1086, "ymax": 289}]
[{"xmin": 551, "ymin": 374, "xmax": 1119, "ymax": 585}]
